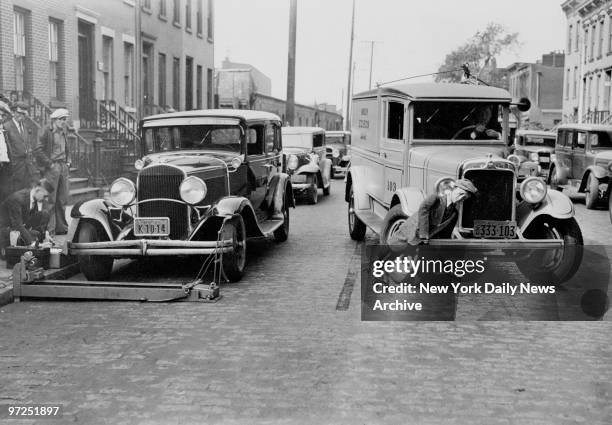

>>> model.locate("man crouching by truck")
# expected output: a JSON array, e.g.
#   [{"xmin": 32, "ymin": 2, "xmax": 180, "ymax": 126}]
[{"xmin": 0, "ymin": 179, "xmax": 53, "ymax": 258}]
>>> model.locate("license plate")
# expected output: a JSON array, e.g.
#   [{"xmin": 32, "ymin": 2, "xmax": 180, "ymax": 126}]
[
  {"xmin": 539, "ymin": 157, "xmax": 550, "ymax": 163},
  {"xmin": 134, "ymin": 217, "xmax": 170, "ymax": 236},
  {"xmin": 473, "ymin": 220, "xmax": 517, "ymax": 239},
  {"xmin": 291, "ymin": 174, "xmax": 307, "ymax": 183}
]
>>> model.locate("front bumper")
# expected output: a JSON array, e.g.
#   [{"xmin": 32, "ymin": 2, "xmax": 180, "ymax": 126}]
[{"xmin": 69, "ymin": 238, "xmax": 234, "ymax": 257}]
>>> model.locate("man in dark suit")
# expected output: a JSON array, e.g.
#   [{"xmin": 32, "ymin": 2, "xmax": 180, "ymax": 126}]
[
  {"xmin": 4, "ymin": 101, "xmax": 38, "ymax": 193},
  {"xmin": 388, "ymin": 179, "xmax": 478, "ymax": 248},
  {"xmin": 0, "ymin": 180, "xmax": 53, "ymax": 257},
  {"xmin": 0, "ymin": 100, "xmax": 12, "ymax": 203}
]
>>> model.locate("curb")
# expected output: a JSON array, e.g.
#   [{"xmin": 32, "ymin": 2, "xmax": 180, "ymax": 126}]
[{"xmin": 0, "ymin": 262, "xmax": 80, "ymax": 308}]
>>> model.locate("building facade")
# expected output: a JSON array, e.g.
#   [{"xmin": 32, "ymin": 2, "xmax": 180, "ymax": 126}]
[
  {"xmin": 562, "ymin": 0, "xmax": 612, "ymax": 123},
  {"xmin": 215, "ymin": 62, "xmax": 343, "ymax": 131},
  {"xmin": 506, "ymin": 52, "xmax": 565, "ymax": 129},
  {"xmin": 0, "ymin": 0, "xmax": 215, "ymax": 127}
]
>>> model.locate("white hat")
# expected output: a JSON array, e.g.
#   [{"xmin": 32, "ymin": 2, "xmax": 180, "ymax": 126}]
[{"xmin": 50, "ymin": 108, "xmax": 69, "ymax": 120}]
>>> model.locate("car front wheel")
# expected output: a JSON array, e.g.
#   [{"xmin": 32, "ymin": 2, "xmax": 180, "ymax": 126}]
[
  {"xmin": 221, "ymin": 216, "xmax": 247, "ymax": 282},
  {"xmin": 307, "ymin": 174, "xmax": 319, "ymax": 204},
  {"xmin": 585, "ymin": 173, "xmax": 600, "ymax": 209},
  {"xmin": 348, "ymin": 186, "xmax": 366, "ymax": 241},
  {"xmin": 518, "ymin": 217, "xmax": 583, "ymax": 285},
  {"xmin": 380, "ymin": 205, "xmax": 408, "ymax": 245},
  {"xmin": 77, "ymin": 221, "xmax": 114, "ymax": 281}
]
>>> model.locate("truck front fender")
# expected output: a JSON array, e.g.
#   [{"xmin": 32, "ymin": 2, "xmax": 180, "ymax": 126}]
[
  {"xmin": 345, "ymin": 166, "xmax": 369, "ymax": 210},
  {"xmin": 517, "ymin": 189, "xmax": 575, "ymax": 232},
  {"xmin": 390, "ymin": 187, "xmax": 426, "ymax": 217}
]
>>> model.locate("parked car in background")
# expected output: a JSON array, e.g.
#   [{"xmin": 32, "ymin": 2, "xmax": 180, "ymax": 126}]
[
  {"xmin": 282, "ymin": 126, "xmax": 332, "ymax": 204},
  {"xmin": 549, "ymin": 123, "xmax": 612, "ymax": 209},
  {"xmin": 67, "ymin": 110, "xmax": 293, "ymax": 282},
  {"xmin": 324, "ymin": 130, "xmax": 351, "ymax": 178},
  {"xmin": 346, "ymin": 82, "xmax": 582, "ymax": 283},
  {"xmin": 511, "ymin": 129, "xmax": 556, "ymax": 180}
]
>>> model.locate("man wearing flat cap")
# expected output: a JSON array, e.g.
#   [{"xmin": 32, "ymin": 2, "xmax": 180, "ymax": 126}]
[
  {"xmin": 36, "ymin": 108, "xmax": 71, "ymax": 235},
  {"xmin": 0, "ymin": 179, "xmax": 53, "ymax": 257},
  {"xmin": 388, "ymin": 178, "xmax": 478, "ymax": 248},
  {"xmin": 3, "ymin": 101, "xmax": 38, "ymax": 193}
]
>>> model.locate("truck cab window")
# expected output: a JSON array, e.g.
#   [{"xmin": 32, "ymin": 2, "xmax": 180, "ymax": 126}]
[{"xmin": 387, "ymin": 101, "xmax": 404, "ymax": 140}]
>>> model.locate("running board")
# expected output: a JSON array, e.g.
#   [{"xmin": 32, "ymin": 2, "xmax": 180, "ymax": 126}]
[
  {"xmin": 258, "ymin": 219, "xmax": 284, "ymax": 237},
  {"xmin": 355, "ymin": 210, "xmax": 384, "ymax": 235}
]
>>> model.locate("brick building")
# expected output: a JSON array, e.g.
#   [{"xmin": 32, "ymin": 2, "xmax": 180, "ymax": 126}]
[
  {"xmin": 0, "ymin": 0, "xmax": 215, "ymax": 127},
  {"xmin": 506, "ymin": 52, "xmax": 565, "ymax": 129},
  {"xmin": 215, "ymin": 61, "xmax": 343, "ymax": 130},
  {"xmin": 562, "ymin": 0, "xmax": 612, "ymax": 123}
]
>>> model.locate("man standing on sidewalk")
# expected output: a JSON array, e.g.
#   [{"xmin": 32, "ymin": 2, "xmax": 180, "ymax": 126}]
[
  {"xmin": 3, "ymin": 102, "xmax": 38, "ymax": 193},
  {"xmin": 36, "ymin": 108, "xmax": 71, "ymax": 236}
]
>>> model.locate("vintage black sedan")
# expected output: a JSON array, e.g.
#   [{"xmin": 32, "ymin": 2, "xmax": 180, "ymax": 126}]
[{"xmin": 66, "ymin": 110, "xmax": 293, "ymax": 282}]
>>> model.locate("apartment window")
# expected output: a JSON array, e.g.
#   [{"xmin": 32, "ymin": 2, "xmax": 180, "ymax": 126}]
[
  {"xmin": 596, "ymin": 74, "xmax": 601, "ymax": 109},
  {"xmin": 588, "ymin": 77, "xmax": 593, "ymax": 109},
  {"xmin": 185, "ymin": 0, "xmax": 192, "ymax": 30},
  {"xmin": 585, "ymin": 28, "xmax": 589, "ymax": 63},
  {"xmin": 173, "ymin": 0, "xmax": 180, "ymax": 24},
  {"xmin": 599, "ymin": 21, "xmax": 604, "ymax": 57},
  {"xmin": 102, "ymin": 36, "xmax": 114, "ymax": 101},
  {"xmin": 185, "ymin": 56, "xmax": 193, "ymax": 110},
  {"xmin": 575, "ymin": 21, "xmax": 580, "ymax": 52},
  {"xmin": 573, "ymin": 66, "xmax": 578, "ymax": 99},
  {"xmin": 207, "ymin": 67, "xmax": 213, "ymax": 108},
  {"xmin": 568, "ymin": 25, "xmax": 572, "ymax": 53},
  {"xmin": 13, "ymin": 9, "xmax": 26, "ymax": 92},
  {"xmin": 591, "ymin": 25, "xmax": 596, "ymax": 59},
  {"xmin": 159, "ymin": 0, "xmax": 167, "ymax": 18},
  {"xmin": 196, "ymin": 65, "xmax": 202, "ymax": 109},
  {"xmin": 124, "ymin": 42, "xmax": 134, "ymax": 106},
  {"xmin": 609, "ymin": 18, "xmax": 612, "ymax": 53},
  {"xmin": 49, "ymin": 20, "xmax": 61, "ymax": 99},
  {"xmin": 207, "ymin": 0, "xmax": 213, "ymax": 40},
  {"xmin": 565, "ymin": 68, "xmax": 570, "ymax": 100},
  {"xmin": 158, "ymin": 53, "xmax": 167, "ymax": 108},
  {"xmin": 196, "ymin": 0, "xmax": 202, "ymax": 35},
  {"xmin": 173, "ymin": 57, "xmax": 180, "ymax": 109}
]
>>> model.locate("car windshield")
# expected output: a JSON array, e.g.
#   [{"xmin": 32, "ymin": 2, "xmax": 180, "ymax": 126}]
[
  {"xmin": 523, "ymin": 136, "xmax": 555, "ymax": 148},
  {"xmin": 413, "ymin": 101, "xmax": 505, "ymax": 141},
  {"xmin": 589, "ymin": 131, "xmax": 612, "ymax": 149},
  {"xmin": 143, "ymin": 125, "xmax": 242, "ymax": 154}
]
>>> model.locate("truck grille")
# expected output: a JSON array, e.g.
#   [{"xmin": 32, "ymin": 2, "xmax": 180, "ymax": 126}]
[
  {"xmin": 538, "ymin": 152, "xmax": 551, "ymax": 169},
  {"xmin": 461, "ymin": 169, "xmax": 514, "ymax": 228},
  {"xmin": 137, "ymin": 165, "xmax": 188, "ymax": 239}
]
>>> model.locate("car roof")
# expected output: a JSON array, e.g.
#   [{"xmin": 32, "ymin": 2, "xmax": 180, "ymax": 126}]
[
  {"xmin": 557, "ymin": 123, "xmax": 612, "ymax": 131},
  {"xmin": 281, "ymin": 126, "xmax": 326, "ymax": 134},
  {"xmin": 142, "ymin": 109, "xmax": 281, "ymax": 122},
  {"xmin": 516, "ymin": 129, "xmax": 556, "ymax": 137},
  {"xmin": 353, "ymin": 82, "xmax": 512, "ymax": 101}
]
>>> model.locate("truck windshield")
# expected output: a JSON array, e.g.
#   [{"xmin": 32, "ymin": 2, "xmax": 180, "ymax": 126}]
[
  {"xmin": 143, "ymin": 125, "xmax": 242, "ymax": 154},
  {"xmin": 413, "ymin": 101, "xmax": 505, "ymax": 141}
]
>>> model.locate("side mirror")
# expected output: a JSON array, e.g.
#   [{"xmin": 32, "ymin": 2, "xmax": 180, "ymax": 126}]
[{"xmin": 512, "ymin": 97, "xmax": 531, "ymax": 112}]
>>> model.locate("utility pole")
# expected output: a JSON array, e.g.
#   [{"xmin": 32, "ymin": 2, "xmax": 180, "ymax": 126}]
[
  {"xmin": 286, "ymin": 0, "xmax": 297, "ymax": 126},
  {"xmin": 344, "ymin": 0, "xmax": 355, "ymax": 131},
  {"xmin": 362, "ymin": 40, "xmax": 381, "ymax": 90},
  {"xmin": 135, "ymin": 0, "xmax": 142, "ymax": 121}
]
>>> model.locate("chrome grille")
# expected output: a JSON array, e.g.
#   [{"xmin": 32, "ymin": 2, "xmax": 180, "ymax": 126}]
[
  {"xmin": 461, "ymin": 169, "xmax": 514, "ymax": 228},
  {"xmin": 538, "ymin": 152, "xmax": 551, "ymax": 169},
  {"xmin": 137, "ymin": 165, "xmax": 188, "ymax": 239}
]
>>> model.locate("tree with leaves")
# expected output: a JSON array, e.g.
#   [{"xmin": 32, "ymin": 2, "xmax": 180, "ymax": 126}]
[{"xmin": 435, "ymin": 23, "xmax": 520, "ymax": 87}]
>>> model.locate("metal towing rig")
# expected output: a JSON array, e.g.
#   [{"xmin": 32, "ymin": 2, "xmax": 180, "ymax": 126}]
[{"xmin": 11, "ymin": 240, "xmax": 227, "ymax": 303}]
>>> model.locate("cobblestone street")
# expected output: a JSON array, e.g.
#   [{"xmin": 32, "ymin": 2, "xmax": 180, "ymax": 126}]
[{"xmin": 1, "ymin": 180, "xmax": 612, "ymax": 424}]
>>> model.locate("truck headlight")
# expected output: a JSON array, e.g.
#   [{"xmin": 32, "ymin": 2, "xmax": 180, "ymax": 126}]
[
  {"xmin": 109, "ymin": 177, "xmax": 136, "ymax": 206},
  {"xmin": 287, "ymin": 154, "xmax": 299, "ymax": 170},
  {"xmin": 520, "ymin": 177, "xmax": 547, "ymax": 204},
  {"xmin": 435, "ymin": 177, "xmax": 455, "ymax": 196},
  {"xmin": 180, "ymin": 176, "xmax": 207, "ymax": 205},
  {"xmin": 529, "ymin": 152, "xmax": 539, "ymax": 162}
]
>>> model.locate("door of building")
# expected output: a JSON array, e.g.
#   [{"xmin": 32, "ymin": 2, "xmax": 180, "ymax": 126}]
[{"xmin": 78, "ymin": 20, "xmax": 95, "ymax": 127}]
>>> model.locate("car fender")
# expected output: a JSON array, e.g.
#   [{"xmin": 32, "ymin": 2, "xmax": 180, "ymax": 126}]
[
  {"xmin": 390, "ymin": 187, "xmax": 426, "ymax": 217},
  {"xmin": 295, "ymin": 162, "xmax": 320, "ymax": 175},
  {"xmin": 517, "ymin": 189, "xmax": 575, "ymax": 232},
  {"xmin": 578, "ymin": 165, "xmax": 608, "ymax": 192},
  {"xmin": 319, "ymin": 158, "xmax": 333, "ymax": 188},
  {"xmin": 69, "ymin": 199, "xmax": 114, "ymax": 241},
  {"xmin": 345, "ymin": 166, "xmax": 369, "ymax": 210},
  {"xmin": 266, "ymin": 172, "xmax": 295, "ymax": 210},
  {"xmin": 550, "ymin": 160, "xmax": 570, "ymax": 184},
  {"xmin": 212, "ymin": 196, "xmax": 265, "ymax": 238}
]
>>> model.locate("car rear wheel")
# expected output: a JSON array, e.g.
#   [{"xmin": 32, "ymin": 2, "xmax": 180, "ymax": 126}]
[
  {"xmin": 518, "ymin": 217, "xmax": 583, "ymax": 285},
  {"xmin": 307, "ymin": 174, "xmax": 319, "ymax": 204},
  {"xmin": 221, "ymin": 216, "xmax": 247, "ymax": 282},
  {"xmin": 585, "ymin": 173, "xmax": 600, "ymax": 209},
  {"xmin": 273, "ymin": 198, "xmax": 290, "ymax": 243},
  {"xmin": 348, "ymin": 186, "xmax": 366, "ymax": 241},
  {"xmin": 380, "ymin": 205, "xmax": 408, "ymax": 245},
  {"xmin": 77, "ymin": 221, "xmax": 114, "ymax": 281}
]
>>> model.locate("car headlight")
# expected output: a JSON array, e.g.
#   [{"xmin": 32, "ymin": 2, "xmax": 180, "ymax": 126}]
[
  {"xmin": 332, "ymin": 148, "xmax": 340, "ymax": 158},
  {"xmin": 134, "ymin": 159, "xmax": 144, "ymax": 170},
  {"xmin": 180, "ymin": 176, "xmax": 207, "ymax": 205},
  {"xmin": 435, "ymin": 177, "xmax": 455, "ymax": 196},
  {"xmin": 529, "ymin": 152, "xmax": 539, "ymax": 162},
  {"xmin": 520, "ymin": 177, "xmax": 547, "ymax": 204},
  {"xmin": 287, "ymin": 154, "xmax": 299, "ymax": 170},
  {"xmin": 507, "ymin": 154, "xmax": 521, "ymax": 169},
  {"xmin": 109, "ymin": 177, "xmax": 136, "ymax": 206}
]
